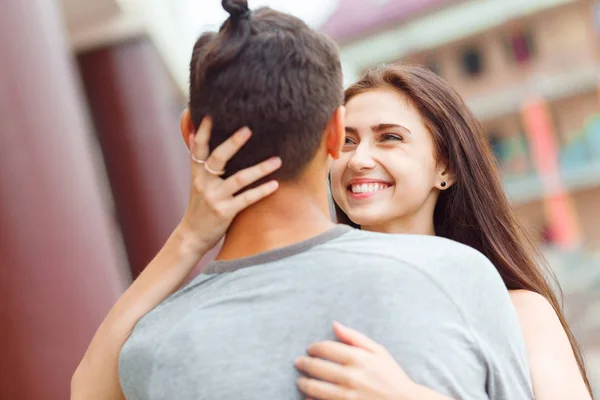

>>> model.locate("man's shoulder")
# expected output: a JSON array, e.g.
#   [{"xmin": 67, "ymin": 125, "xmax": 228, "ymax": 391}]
[
  {"xmin": 339, "ymin": 229, "xmax": 475, "ymax": 254},
  {"xmin": 332, "ymin": 230, "xmax": 506, "ymax": 296},
  {"xmin": 338, "ymin": 230, "xmax": 493, "ymax": 268}
]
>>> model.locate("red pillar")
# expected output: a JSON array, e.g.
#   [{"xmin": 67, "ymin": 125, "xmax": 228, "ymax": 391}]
[
  {"xmin": 0, "ymin": 1, "xmax": 129, "ymax": 399},
  {"xmin": 76, "ymin": 38, "xmax": 198, "ymax": 278}
]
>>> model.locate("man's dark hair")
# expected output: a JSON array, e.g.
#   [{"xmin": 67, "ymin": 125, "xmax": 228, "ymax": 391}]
[{"xmin": 188, "ymin": 0, "xmax": 343, "ymax": 181}]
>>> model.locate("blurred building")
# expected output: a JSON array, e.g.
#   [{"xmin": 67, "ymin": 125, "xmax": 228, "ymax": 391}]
[{"xmin": 322, "ymin": 0, "xmax": 600, "ymax": 391}]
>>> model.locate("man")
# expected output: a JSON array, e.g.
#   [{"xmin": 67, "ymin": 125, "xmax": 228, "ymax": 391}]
[{"xmin": 118, "ymin": 1, "xmax": 533, "ymax": 399}]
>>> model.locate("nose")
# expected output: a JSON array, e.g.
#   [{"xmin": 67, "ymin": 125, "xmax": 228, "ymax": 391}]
[{"xmin": 348, "ymin": 141, "xmax": 376, "ymax": 172}]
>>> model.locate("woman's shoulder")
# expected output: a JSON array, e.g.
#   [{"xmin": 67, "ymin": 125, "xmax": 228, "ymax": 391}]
[
  {"xmin": 508, "ymin": 290, "xmax": 573, "ymax": 364},
  {"xmin": 509, "ymin": 289, "xmax": 557, "ymax": 321},
  {"xmin": 508, "ymin": 292, "xmax": 590, "ymax": 397},
  {"xmin": 508, "ymin": 289, "xmax": 564, "ymax": 342}
]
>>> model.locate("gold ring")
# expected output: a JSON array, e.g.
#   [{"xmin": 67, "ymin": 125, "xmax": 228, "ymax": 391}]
[{"xmin": 190, "ymin": 152, "xmax": 225, "ymax": 176}]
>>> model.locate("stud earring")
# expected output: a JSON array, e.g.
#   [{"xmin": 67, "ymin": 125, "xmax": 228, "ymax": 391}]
[{"xmin": 441, "ymin": 182, "xmax": 447, "ymax": 188}]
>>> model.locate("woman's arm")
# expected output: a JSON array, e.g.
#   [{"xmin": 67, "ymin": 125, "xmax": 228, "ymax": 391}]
[
  {"xmin": 71, "ymin": 225, "xmax": 211, "ymax": 400},
  {"xmin": 71, "ymin": 117, "xmax": 282, "ymax": 400},
  {"xmin": 509, "ymin": 289, "xmax": 592, "ymax": 400}
]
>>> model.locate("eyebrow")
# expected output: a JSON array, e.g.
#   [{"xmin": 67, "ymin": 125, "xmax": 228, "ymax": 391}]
[
  {"xmin": 371, "ymin": 123, "xmax": 412, "ymax": 135},
  {"xmin": 345, "ymin": 123, "xmax": 412, "ymax": 135}
]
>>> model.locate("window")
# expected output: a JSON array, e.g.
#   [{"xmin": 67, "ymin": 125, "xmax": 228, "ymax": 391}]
[
  {"xmin": 488, "ymin": 131, "xmax": 504, "ymax": 162},
  {"xmin": 503, "ymin": 29, "xmax": 536, "ymax": 64},
  {"xmin": 460, "ymin": 46, "xmax": 484, "ymax": 77},
  {"xmin": 487, "ymin": 128, "xmax": 531, "ymax": 176}
]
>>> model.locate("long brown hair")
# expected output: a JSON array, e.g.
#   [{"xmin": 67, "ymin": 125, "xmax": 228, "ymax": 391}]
[{"xmin": 339, "ymin": 64, "xmax": 592, "ymax": 394}]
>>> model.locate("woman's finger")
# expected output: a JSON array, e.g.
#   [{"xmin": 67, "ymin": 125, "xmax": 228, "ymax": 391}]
[
  {"xmin": 204, "ymin": 126, "xmax": 252, "ymax": 173},
  {"xmin": 226, "ymin": 180, "xmax": 279, "ymax": 215},
  {"xmin": 333, "ymin": 322, "xmax": 382, "ymax": 353},
  {"xmin": 295, "ymin": 356, "xmax": 354, "ymax": 387},
  {"xmin": 296, "ymin": 377, "xmax": 354, "ymax": 400},
  {"xmin": 192, "ymin": 116, "xmax": 212, "ymax": 163},
  {"xmin": 218, "ymin": 156, "xmax": 282, "ymax": 198},
  {"xmin": 307, "ymin": 341, "xmax": 367, "ymax": 366}
]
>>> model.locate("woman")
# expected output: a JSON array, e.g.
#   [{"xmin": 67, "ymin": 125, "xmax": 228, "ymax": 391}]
[
  {"xmin": 296, "ymin": 64, "xmax": 593, "ymax": 399},
  {"xmin": 71, "ymin": 65, "xmax": 593, "ymax": 399}
]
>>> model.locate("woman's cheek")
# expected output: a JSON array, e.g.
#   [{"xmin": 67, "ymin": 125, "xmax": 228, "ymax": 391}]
[{"xmin": 329, "ymin": 171, "xmax": 345, "ymax": 208}]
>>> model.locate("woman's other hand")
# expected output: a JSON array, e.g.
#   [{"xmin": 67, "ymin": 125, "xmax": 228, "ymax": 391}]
[{"xmin": 295, "ymin": 322, "xmax": 453, "ymax": 400}]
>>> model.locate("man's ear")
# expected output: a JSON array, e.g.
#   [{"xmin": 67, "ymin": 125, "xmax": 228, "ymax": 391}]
[
  {"xmin": 180, "ymin": 109, "xmax": 195, "ymax": 149},
  {"xmin": 326, "ymin": 106, "xmax": 345, "ymax": 160}
]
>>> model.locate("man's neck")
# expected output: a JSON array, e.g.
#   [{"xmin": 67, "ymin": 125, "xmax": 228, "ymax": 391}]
[{"xmin": 216, "ymin": 180, "xmax": 335, "ymax": 261}]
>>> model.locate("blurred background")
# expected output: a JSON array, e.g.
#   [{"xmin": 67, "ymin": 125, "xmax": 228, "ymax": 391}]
[{"xmin": 0, "ymin": 0, "xmax": 599, "ymax": 398}]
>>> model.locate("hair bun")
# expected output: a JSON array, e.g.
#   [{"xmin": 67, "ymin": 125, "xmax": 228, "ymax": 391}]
[{"xmin": 222, "ymin": 0, "xmax": 250, "ymax": 19}]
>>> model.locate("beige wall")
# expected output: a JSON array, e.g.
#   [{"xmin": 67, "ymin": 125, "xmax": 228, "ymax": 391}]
[
  {"xmin": 477, "ymin": 90, "xmax": 599, "ymax": 143},
  {"xmin": 532, "ymin": 1, "xmax": 598, "ymax": 76},
  {"xmin": 405, "ymin": 0, "xmax": 600, "ymax": 102},
  {"xmin": 513, "ymin": 186, "xmax": 600, "ymax": 249},
  {"xmin": 513, "ymin": 198, "xmax": 548, "ymax": 242},
  {"xmin": 571, "ymin": 186, "xmax": 600, "ymax": 248}
]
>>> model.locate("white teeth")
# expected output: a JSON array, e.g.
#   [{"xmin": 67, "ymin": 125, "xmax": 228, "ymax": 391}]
[{"xmin": 350, "ymin": 183, "xmax": 390, "ymax": 194}]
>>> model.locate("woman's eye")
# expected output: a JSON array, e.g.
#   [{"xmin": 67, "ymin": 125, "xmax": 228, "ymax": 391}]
[
  {"xmin": 381, "ymin": 133, "xmax": 403, "ymax": 142},
  {"xmin": 344, "ymin": 137, "xmax": 357, "ymax": 145}
]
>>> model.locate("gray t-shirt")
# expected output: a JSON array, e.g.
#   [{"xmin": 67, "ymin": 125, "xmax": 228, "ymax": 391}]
[{"xmin": 119, "ymin": 226, "xmax": 533, "ymax": 400}]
